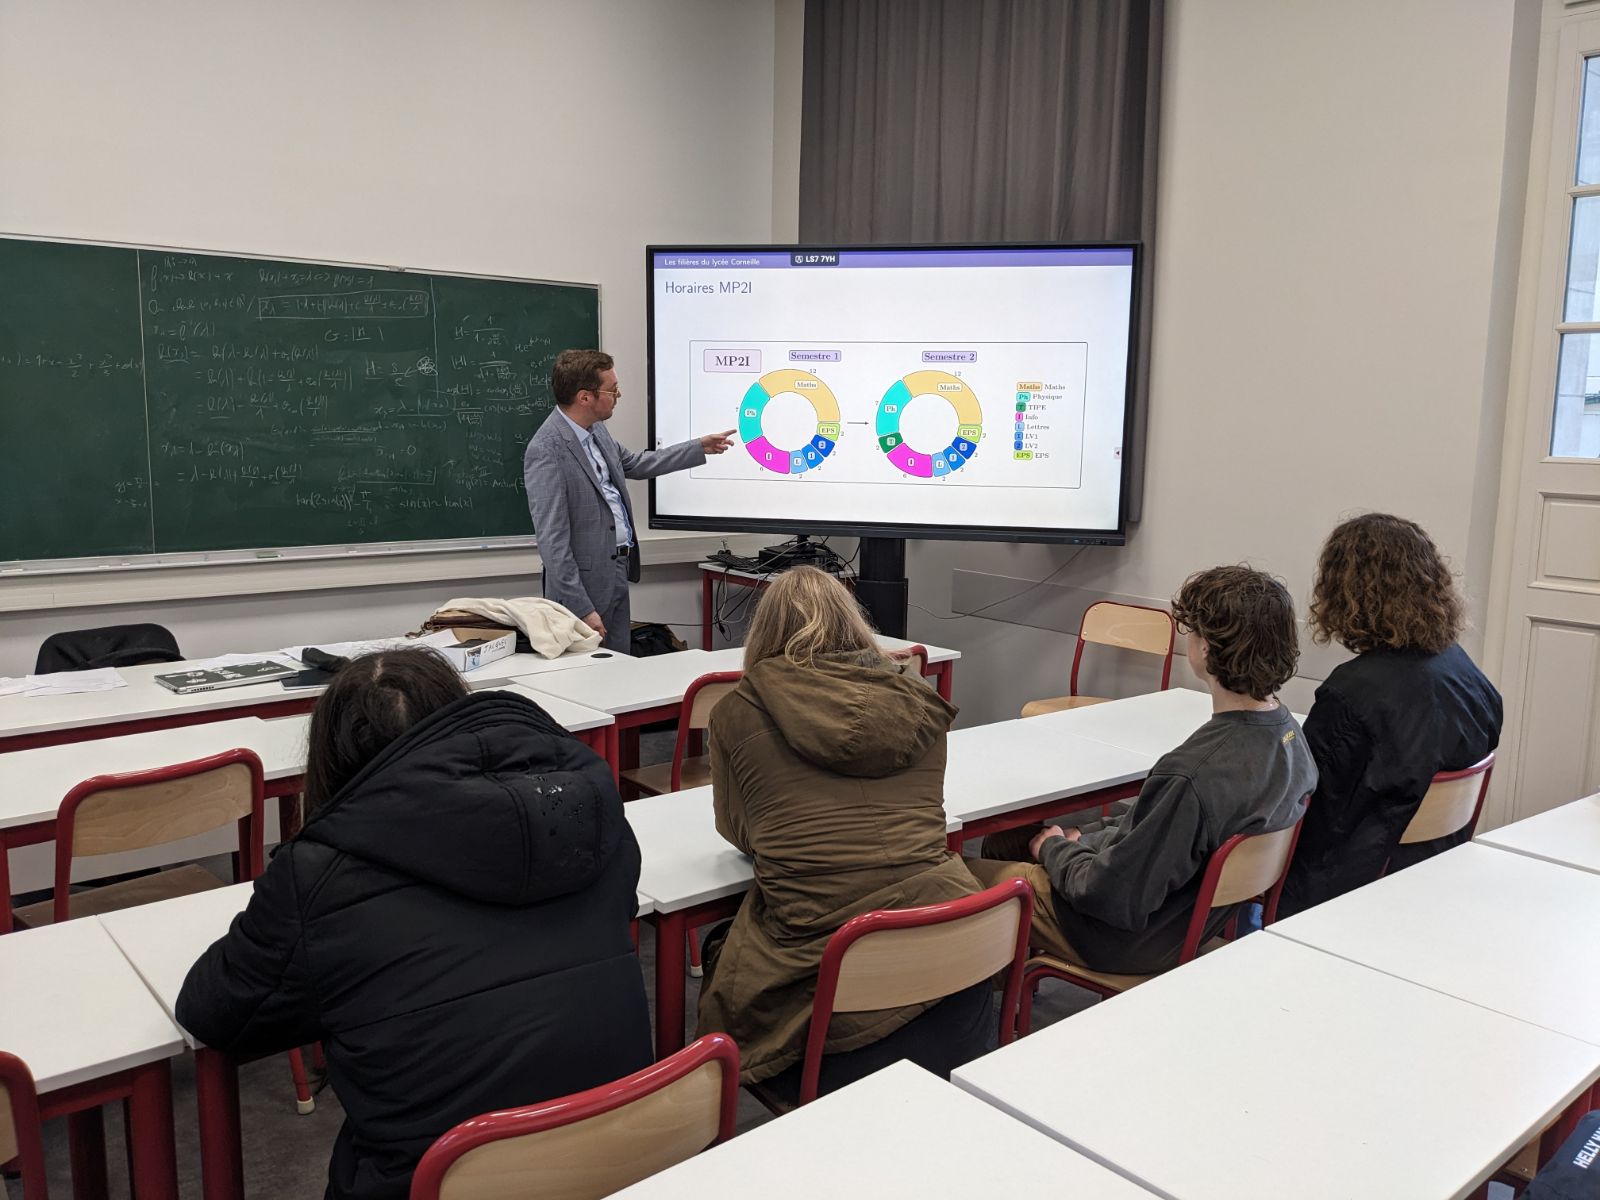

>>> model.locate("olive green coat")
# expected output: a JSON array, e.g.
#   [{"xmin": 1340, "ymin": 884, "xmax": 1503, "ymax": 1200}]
[{"xmin": 694, "ymin": 652, "xmax": 979, "ymax": 1083}]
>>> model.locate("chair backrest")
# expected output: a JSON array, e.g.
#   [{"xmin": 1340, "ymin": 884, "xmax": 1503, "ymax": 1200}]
[
  {"xmin": 409, "ymin": 1033, "xmax": 739, "ymax": 1200},
  {"xmin": 798, "ymin": 879, "xmax": 1033, "ymax": 1105},
  {"xmin": 1178, "ymin": 799, "xmax": 1310, "ymax": 962},
  {"xmin": 34, "ymin": 623, "xmax": 182, "ymax": 673},
  {"xmin": 0, "ymin": 1052, "xmax": 49, "ymax": 1200},
  {"xmin": 54, "ymin": 748, "xmax": 265, "ymax": 921},
  {"xmin": 1071, "ymin": 602, "xmax": 1176, "ymax": 696},
  {"xmin": 1398, "ymin": 755, "xmax": 1495, "ymax": 844},
  {"xmin": 669, "ymin": 671, "xmax": 742, "ymax": 790}
]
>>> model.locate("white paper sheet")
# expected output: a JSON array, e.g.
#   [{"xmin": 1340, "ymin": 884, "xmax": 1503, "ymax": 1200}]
[{"xmin": 23, "ymin": 668, "xmax": 129, "ymax": 697}]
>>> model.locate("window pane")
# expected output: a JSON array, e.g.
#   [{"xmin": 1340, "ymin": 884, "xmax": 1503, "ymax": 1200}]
[
  {"xmin": 1566, "ymin": 197, "xmax": 1600, "ymax": 320},
  {"xmin": 1551, "ymin": 333, "xmax": 1600, "ymax": 458},
  {"xmin": 1579, "ymin": 57, "xmax": 1600, "ymax": 184}
]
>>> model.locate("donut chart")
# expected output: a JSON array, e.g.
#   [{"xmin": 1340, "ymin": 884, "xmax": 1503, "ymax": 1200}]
[
  {"xmin": 875, "ymin": 370, "xmax": 983, "ymax": 478},
  {"xmin": 739, "ymin": 369, "xmax": 843, "ymax": 475}
]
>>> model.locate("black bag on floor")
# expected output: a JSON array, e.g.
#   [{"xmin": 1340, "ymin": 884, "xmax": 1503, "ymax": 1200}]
[{"xmin": 1525, "ymin": 1110, "xmax": 1600, "ymax": 1199}]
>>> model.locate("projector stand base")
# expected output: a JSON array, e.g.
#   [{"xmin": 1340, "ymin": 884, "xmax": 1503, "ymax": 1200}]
[{"xmin": 856, "ymin": 537, "xmax": 908, "ymax": 638}]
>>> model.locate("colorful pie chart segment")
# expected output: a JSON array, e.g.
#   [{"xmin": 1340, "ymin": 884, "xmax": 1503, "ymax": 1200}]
[
  {"xmin": 876, "ymin": 370, "xmax": 983, "ymax": 479},
  {"xmin": 740, "ymin": 369, "xmax": 843, "ymax": 475}
]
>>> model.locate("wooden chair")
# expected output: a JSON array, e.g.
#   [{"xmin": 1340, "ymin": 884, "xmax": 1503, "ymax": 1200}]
[
  {"xmin": 0, "ymin": 1051, "xmax": 48, "ymax": 1200},
  {"xmin": 8, "ymin": 749, "xmax": 319, "ymax": 1114},
  {"xmin": 1021, "ymin": 601, "xmax": 1175, "ymax": 717},
  {"xmin": 754, "ymin": 878, "xmax": 1033, "ymax": 1112},
  {"xmin": 619, "ymin": 671, "xmax": 742, "ymax": 798},
  {"xmin": 1382, "ymin": 754, "xmax": 1495, "ymax": 875},
  {"xmin": 1018, "ymin": 804, "xmax": 1308, "ymax": 1033},
  {"xmin": 408, "ymin": 1033, "xmax": 740, "ymax": 1200}
]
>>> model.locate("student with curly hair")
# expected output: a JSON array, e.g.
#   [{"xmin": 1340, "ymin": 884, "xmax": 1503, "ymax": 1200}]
[
  {"xmin": 1280, "ymin": 514, "xmax": 1502, "ymax": 915},
  {"xmin": 970, "ymin": 565, "xmax": 1315, "ymax": 974}
]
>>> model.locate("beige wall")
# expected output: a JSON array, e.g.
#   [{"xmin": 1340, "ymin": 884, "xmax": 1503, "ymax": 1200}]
[
  {"xmin": 0, "ymin": 0, "xmax": 779, "ymax": 673},
  {"xmin": 908, "ymin": 0, "xmax": 1538, "ymax": 724}
]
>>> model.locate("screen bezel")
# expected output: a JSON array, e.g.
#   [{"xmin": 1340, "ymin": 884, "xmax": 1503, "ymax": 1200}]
[{"xmin": 645, "ymin": 241, "xmax": 1140, "ymax": 546}]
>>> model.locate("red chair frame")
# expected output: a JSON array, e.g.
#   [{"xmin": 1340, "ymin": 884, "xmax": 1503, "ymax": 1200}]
[
  {"xmin": 1020, "ymin": 801, "xmax": 1309, "ymax": 1029},
  {"xmin": 798, "ymin": 878, "xmax": 1034, "ymax": 1106},
  {"xmin": 408, "ymin": 1032, "xmax": 740, "ymax": 1200},
  {"xmin": 0, "ymin": 1051, "xmax": 48, "ymax": 1200},
  {"xmin": 668, "ymin": 671, "xmax": 743, "ymax": 792},
  {"xmin": 49, "ymin": 747, "xmax": 266, "ymax": 924},
  {"xmin": 1070, "ymin": 600, "xmax": 1176, "ymax": 698}
]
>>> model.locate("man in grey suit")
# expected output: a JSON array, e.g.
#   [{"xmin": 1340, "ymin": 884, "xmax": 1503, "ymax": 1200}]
[{"xmin": 524, "ymin": 349, "xmax": 734, "ymax": 653}]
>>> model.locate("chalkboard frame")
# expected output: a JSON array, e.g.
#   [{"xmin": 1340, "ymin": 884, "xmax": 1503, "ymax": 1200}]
[{"xmin": 0, "ymin": 232, "xmax": 600, "ymax": 575}]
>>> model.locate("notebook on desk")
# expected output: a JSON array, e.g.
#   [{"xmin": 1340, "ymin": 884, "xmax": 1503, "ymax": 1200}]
[{"xmin": 154, "ymin": 661, "xmax": 301, "ymax": 694}]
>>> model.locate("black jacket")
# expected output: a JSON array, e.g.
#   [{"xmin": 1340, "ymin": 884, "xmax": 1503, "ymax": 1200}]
[
  {"xmin": 176, "ymin": 691, "xmax": 652, "ymax": 1200},
  {"xmin": 1280, "ymin": 644, "xmax": 1502, "ymax": 916}
]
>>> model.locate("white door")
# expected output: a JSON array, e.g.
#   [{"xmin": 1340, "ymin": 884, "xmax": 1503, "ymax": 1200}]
[{"xmin": 1488, "ymin": 11, "xmax": 1600, "ymax": 828}]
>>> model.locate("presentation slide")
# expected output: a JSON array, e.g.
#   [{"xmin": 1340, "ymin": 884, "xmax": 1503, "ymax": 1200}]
[{"xmin": 649, "ymin": 246, "xmax": 1135, "ymax": 540}]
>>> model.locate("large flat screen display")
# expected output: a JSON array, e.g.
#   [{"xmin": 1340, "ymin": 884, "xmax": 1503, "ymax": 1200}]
[{"xmin": 647, "ymin": 244, "xmax": 1137, "ymax": 544}]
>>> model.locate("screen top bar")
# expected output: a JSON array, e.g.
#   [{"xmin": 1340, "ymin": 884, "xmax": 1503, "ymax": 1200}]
[{"xmin": 651, "ymin": 247, "xmax": 1134, "ymax": 270}]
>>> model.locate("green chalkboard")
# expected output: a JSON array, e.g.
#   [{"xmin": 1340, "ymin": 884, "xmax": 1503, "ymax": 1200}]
[{"xmin": 0, "ymin": 236, "xmax": 598, "ymax": 562}]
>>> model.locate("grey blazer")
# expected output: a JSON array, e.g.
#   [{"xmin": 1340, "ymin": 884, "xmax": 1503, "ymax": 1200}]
[{"xmin": 523, "ymin": 409, "xmax": 705, "ymax": 618}]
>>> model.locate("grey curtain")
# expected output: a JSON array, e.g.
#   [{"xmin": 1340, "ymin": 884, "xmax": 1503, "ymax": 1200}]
[{"xmin": 798, "ymin": 0, "xmax": 1163, "ymax": 518}]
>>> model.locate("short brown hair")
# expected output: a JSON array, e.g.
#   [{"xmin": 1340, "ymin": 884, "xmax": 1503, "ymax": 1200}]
[
  {"xmin": 1309, "ymin": 513, "xmax": 1464, "ymax": 654},
  {"xmin": 550, "ymin": 349, "xmax": 613, "ymax": 407},
  {"xmin": 744, "ymin": 565, "xmax": 884, "ymax": 670},
  {"xmin": 1170, "ymin": 565, "xmax": 1299, "ymax": 700}
]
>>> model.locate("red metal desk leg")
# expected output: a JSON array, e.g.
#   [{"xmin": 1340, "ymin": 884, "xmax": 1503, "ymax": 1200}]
[
  {"xmin": 127, "ymin": 1061, "xmax": 179, "ymax": 1199},
  {"xmin": 0, "ymin": 821, "xmax": 53, "ymax": 936},
  {"xmin": 652, "ymin": 911, "xmax": 688, "ymax": 1057},
  {"xmin": 195, "ymin": 1049, "xmax": 245, "ymax": 1200},
  {"xmin": 701, "ymin": 571, "xmax": 714, "ymax": 650},
  {"xmin": 67, "ymin": 1108, "xmax": 110, "ymax": 1200}
]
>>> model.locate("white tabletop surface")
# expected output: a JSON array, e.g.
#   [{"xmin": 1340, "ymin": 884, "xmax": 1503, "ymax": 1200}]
[
  {"xmin": 943, "ymin": 719, "xmax": 1156, "ymax": 824},
  {"xmin": 953, "ymin": 934, "xmax": 1600, "ymax": 1200},
  {"xmin": 612, "ymin": 1060, "xmax": 1154, "ymax": 1199},
  {"xmin": 1268, "ymin": 842, "xmax": 1600, "ymax": 1047},
  {"xmin": 485, "ymin": 684, "xmax": 615, "ymax": 733},
  {"xmin": 462, "ymin": 647, "xmax": 610, "ymax": 684},
  {"xmin": 628, "ymin": 786, "xmax": 960, "ymax": 913},
  {"xmin": 1028, "ymin": 687, "xmax": 1306, "ymax": 760},
  {"xmin": 877, "ymin": 634, "xmax": 960, "ymax": 665},
  {"xmin": 1477, "ymin": 792, "xmax": 1600, "ymax": 875},
  {"xmin": 0, "ymin": 715, "xmax": 310, "ymax": 832},
  {"xmin": 512, "ymin": 650, "xmax": 714, "ymax": 716},
  {"xmin": 0, "ymin": 918, "xmax": 187, "ymax": 1090},
  {"xmin": 97, "ymin": 883, "xmax": 253, "ymax": 1048}
]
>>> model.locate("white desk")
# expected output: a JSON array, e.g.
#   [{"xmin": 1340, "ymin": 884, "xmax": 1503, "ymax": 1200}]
[
  {"xmin": 488, "ymin": 684, "xmax": 615, "ymax": 734},
  {"xmin": 0, "ymin": 917, "xmax": 186, "ymax": 1193},
  {"xmin": 0, "ymin": 715, "xmax": 311, "ymax": 903},
  {"xmin": 612, "ymin": 1060, "xmax": 1154, "ymax": 1199},
  {"xmin": 0, "ymin": 917, "xmax": 187, "ymax": 1088},
  {"xmin": 1267, "ymin": 842, "xmax": 1600, "ymax": 1047},
  {"xmin": 462, "ymin": 647, "xmax": 612, "ymax": 684},
  {"xmin": 1477, "ymin": 793, "xmax": 1600, "ymax": 876},
  {"xmin": 513, "ymin": 650, "xmax": 712, "ymax": 716},
  {"xmin": 943, "ymin": 718, "xmax": 1155, "ymax": 835},
  {"xmin": 954, "ymin": 934, "xmax": 1600, "ymax": 1200}
]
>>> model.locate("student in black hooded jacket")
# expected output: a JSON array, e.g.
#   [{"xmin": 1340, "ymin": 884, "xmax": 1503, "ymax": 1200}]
[
  {"xmin": 1280, "ymin": 514, "xmax": 1502, "ymax": 916},
  {"xmin": 177, "ymin": 650, "xmax": 652, "ymax": 1200}
]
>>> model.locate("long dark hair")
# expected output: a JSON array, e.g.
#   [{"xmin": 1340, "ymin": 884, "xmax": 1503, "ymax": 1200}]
[{"xmin": 303, "ymin": 649, "xmax": 468, "ymax": 813}]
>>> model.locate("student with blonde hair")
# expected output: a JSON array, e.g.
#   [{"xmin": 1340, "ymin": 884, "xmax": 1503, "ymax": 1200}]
[
  {"xmin": 695, "ymin": 566, "xmax": 989, "ymax": 1098},
  {"xmin": 1280, "ymin": 514, "xmax": 1501, "ymax": 915}
]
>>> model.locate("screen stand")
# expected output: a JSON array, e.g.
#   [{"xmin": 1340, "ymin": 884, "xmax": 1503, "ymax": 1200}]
[{"xmin": 856, "ymin": 537, "xmax": 908, "ymax": 638}]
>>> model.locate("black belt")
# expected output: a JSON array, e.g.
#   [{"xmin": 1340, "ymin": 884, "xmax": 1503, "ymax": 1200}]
[{"xmin": 611, "ymin": 544, "xmax": 634, "ymax": 560}]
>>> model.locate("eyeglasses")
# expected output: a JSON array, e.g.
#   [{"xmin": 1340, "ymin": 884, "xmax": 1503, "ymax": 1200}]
[{"xmin": 592, "ymin": 386, "xmax": 621, "ymax": 400}]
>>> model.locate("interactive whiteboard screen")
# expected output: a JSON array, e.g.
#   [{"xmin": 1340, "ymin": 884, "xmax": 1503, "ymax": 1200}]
[{"xmin": 647, "ymin": 244, "xmax": 1137, "ymax": 544}]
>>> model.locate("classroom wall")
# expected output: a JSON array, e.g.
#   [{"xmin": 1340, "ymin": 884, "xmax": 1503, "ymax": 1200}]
[
  {"xmin": 906, "ymin": 0, "xmax": 1538, "ymax": 724},
  {"xmin": 0, "ymin": 0, "xmax": 780, "ymax": 673}
]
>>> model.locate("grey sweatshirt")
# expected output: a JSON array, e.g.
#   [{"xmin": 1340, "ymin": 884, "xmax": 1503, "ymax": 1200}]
[{"xmin": 1039, "ymin": 704, "xmax": 1316, "ymax": 974}]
